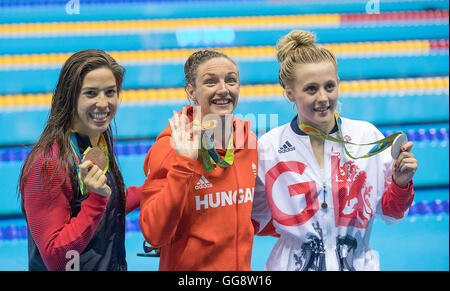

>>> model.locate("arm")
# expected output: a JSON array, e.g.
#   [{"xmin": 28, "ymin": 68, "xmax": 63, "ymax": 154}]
[
  {"xmin": 22, "ymin": 154, "xmax": 108, "ymax": 271},
  {"xmin": 381, "ymin": 179, "xmax": 414, "ymax": 219},
  {"xmin": 251, "ymin": 139, "xmax": 279, "ymax": 237},
  {"xmin": 125, "ymin": 185, "xmax": 143, "ymax": 215},
  {"xmin": 251, "ymin": 176, "xmax": 279, "ymax": 236},
  {"xmin": 139, "ymin": 108, "xmax": 202, "ymax": 247},
  {"xmin": 139, "ymin": 149, "xmax": 197, "ymax": 247}
]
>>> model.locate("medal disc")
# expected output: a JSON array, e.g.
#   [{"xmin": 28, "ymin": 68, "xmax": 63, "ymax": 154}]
[
  {"xmin": 321, "ymin": 202, "xmax": 328, "ymax": 209},
  {"xmin": 192, "ymin": 119, "xmax": 218, "ymax": 131},
  {"xmin": 391, "ymin": 133, "xmax": 408, "ymax": 160},
  {"xmin": 201, "ymin": 119, "xmax": 217, "ymax": 130},
  {"xmin": 83, "ymin": 147, "xmax": 107, "ymax": 171}
]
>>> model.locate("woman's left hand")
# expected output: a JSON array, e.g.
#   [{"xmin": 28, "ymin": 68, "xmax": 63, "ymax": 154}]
[{"xmin": 392, "ymin": 141, "xmax": 418, "ymax": 187}]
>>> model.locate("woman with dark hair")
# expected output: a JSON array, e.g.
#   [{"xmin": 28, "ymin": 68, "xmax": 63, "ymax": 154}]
[
  {"xmin": 19, "ymin": 49, "xmax": 141, "ymax": 271},
  {"xmin": 139, "ymin": 49, "xmax": 258, "ymax": 270}
]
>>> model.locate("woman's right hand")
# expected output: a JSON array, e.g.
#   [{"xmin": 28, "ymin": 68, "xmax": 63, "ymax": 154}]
[
  {"xmin": 169, "ymin": 107, "xmax": 202, "ymax": 160},
  {"xmin": 79, "ymin": 160, "xmax": 111, "ymax": 198}
]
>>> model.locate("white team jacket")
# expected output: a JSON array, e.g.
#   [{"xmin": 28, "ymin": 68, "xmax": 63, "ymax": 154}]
[{"xmin": 251, "ymin": 116, "xmax": 409, "ymax": 271}]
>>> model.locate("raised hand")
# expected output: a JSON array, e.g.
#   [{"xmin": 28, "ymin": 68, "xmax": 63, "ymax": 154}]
[
  {"xmin": 392, "ymin": 141, "xmax": 418, "ymax": 187},
  {"xmin": 168, "ymin": 107, "xmax": 202, "ymax": 160},
  {"xmin": 79, "ymin": 160, "xmax": 111, "ymax": 198}
]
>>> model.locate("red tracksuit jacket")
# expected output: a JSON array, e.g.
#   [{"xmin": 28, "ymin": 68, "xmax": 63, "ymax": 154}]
[{"xmin": 139, "ymin": 106, "xmax": 258, "ymax": 270}]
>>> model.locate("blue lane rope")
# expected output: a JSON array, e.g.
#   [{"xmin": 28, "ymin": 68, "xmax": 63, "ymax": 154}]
[{"xmin": 0, "ymin": 127, "xmax": 448, "ymax": 162}]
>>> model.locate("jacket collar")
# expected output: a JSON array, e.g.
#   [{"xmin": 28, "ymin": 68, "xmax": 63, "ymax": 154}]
[
  {"xmin": 73, "ymin": 132, "xmax": 92, "ymax": 154},
  {"xmin": 290, "ymin": 115, "xmax": 338, "ymax": 136}
]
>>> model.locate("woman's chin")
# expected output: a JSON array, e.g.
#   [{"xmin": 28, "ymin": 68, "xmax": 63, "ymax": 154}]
[{"xmin": 208, "ymin": 107, "xmax": 234, "ymax": 117}]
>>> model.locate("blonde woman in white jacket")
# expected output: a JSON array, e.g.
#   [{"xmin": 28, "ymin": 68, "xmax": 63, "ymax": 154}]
[{"xmin": 251, "ymin": 30, "xmax": 418, "ymax": 271}]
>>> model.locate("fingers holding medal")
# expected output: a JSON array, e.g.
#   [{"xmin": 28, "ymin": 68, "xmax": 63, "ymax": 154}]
[
  {"xmin": 79, "ymin": 147, "xmax": 111, "ymax": 198},
  {"xmin": 391, "ymin": 136, "xmax": 418, "ymax": 188}
]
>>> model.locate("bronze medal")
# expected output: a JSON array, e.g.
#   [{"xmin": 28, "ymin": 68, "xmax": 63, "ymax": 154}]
[{"xmin": 83, "ymin": 147, "xmax": 107, "ymax": 171}]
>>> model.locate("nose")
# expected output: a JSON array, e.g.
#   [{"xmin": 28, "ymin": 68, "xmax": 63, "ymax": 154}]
[
  {"xmin": 317, "ymin": 88, "xmax": 329, "ymax": 102},
  {"xmin": 96, "ymin": 91, "xmax": 108, "ymax": 108},
  {"xmin": 216, "ymin": 80, "xmax": 229, "ymax": 97}
]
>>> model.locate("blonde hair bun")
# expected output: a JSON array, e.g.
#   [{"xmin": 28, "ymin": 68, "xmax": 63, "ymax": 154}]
[
  {"xmin": 276, "ymin": 29, "xmax": 337, "ymax": 89},
  {"xmin": 276, "ymin": 30, "xmax": 316, "ymax": 63}
]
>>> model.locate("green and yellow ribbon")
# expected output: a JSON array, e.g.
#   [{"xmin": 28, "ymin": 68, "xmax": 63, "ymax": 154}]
[
  {"xmin": 298, "ymin": 112, "xmax": 403, "ymax": 159},
  {"xmin": 199, "ymin": 131, "xmax": 235, "ymax": 172},
  {"xmin": 69, "ymin": 131, "xmax": 109, "ymax": 194}
]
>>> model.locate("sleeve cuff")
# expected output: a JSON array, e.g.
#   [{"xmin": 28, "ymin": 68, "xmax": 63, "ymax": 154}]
[
  {"xmin": 391, "ymin": 176, "xmax": 413, "ymax": 191},
  {"xmin": 86, "ymin": 192, "xmax": 109, "ymax": 208},
  {"xmin": 390, "ymin": 176, "xmax": 414, "ymax": 200}
]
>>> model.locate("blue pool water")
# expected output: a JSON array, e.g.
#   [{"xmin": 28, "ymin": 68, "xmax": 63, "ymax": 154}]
[{"xmin": 0, "ymin": 0, "xmax": 448, "ymax": 272}]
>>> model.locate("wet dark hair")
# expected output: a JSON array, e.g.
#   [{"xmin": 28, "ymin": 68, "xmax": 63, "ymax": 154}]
[
  {"xmin": 19, "ymin": 49, "xmax": 126, "ymax": 210},
  {"xmin": 183, "ymin": 49, "xmax": 237, "ymax": 88}
]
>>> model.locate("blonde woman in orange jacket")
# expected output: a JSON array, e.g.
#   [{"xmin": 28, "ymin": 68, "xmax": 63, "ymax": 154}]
[{"xmin": 139, "ymin": 50, "xmax": 258, "ymax": 270}]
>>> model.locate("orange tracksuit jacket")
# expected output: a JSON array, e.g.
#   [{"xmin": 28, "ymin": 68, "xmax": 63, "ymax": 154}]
[{"xmin": 139, "ymin": 106, "xmax": 258, "ymax": 270}]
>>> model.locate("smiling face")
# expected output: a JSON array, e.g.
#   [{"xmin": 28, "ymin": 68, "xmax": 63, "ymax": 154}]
[
  {"xmin": 285, "ymin": 61, "xmax": 339, "ymax": 133},
  {"xmin": 72, "ymin": 67, "xmax": 118, "ymax": 140},
  {"xmin": 186, "ymin": 57, "xmax": 240, "ymax": 118}
]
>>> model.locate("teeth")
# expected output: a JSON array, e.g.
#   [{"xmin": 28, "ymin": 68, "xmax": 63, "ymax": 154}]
[
  {"xmin": 314, "ymin": 107, "xmax": 329, "ymax": 112},
  {"xmin": 213, "ymin": 99, "xmax": 230, "ymax": 105},
  {"xmin": 92, "ymin": 112, "xmax": 108, "ymax": 120}
]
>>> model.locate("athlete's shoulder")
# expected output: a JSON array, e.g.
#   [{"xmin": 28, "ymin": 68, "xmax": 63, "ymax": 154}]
[
  {"xmin": 258, "ymin": 122, "xmax": 292, "ymax": 144},
  {"xmin": 340, "ymin": 117, "xmax": 382, "ymax": 138},
  {"xmin": 341, "ymin": 116, "xmax": 375, "ymax": 128},
  {"xmin": 257, "ymin": 123, "xmax": 294, "ymax": 161}
]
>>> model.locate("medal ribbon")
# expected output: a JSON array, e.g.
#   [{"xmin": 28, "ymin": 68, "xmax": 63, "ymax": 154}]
[
  {"xmin": 199, "ymin": 131, "xmax": 235, "ymax": 172},
  {"xmin": 69, "ymin": 131, "xmax": 109, "ymax": 194},
  {"xmin": 298, "ymin": 112, "xmax": 404, "ymax": 159}
]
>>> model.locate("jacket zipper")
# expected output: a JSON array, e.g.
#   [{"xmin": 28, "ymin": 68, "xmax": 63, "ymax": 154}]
[{"xmin": 232, "ymin": 163, "xmax": 240, "ymax": 270}]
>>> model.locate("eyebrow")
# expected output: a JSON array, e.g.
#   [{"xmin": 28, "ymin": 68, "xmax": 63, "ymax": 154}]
[
  {"xmin": 201, "ymin": 71, "xmax": 238, "ymax": 78},
  {"xmin": 81, "ymin": 85, "xmax": 116, "ymax": 91},
  {"xmin": 303, "ymin": 80, "xmax": 336, "ymax": 87},
  {"xmin": 200, "ymin": 73, "xmax": 217, "ymax": 78}
]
